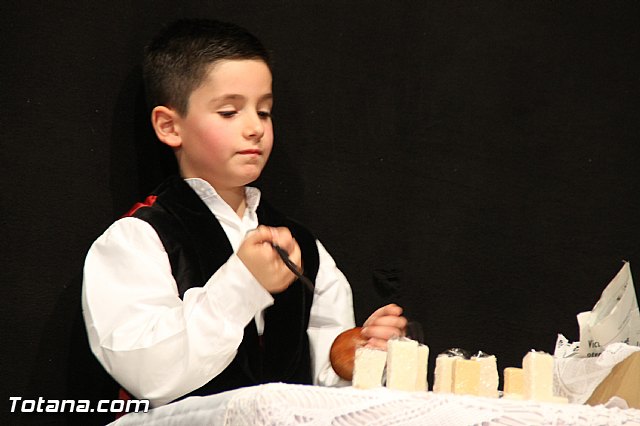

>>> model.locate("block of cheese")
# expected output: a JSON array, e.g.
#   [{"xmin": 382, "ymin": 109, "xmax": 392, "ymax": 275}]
[
  {"xmin": 452, "ymin": 359, "xmax": 481, "ymax": 396},
  {"xmin": 523, "ymin": 351, "xmax": 554, "ymax": 401},
  {"xmin": 551, "ymin": 396, "xmax": 569, "ymax": 404},
  {"xmin": 472, "ymin": 355, "xmax": 499, "ymax": 398},
  {"xmin": 352, "ymin": 347, "xmax": 387, "ymax": 389},
  {"xmin": 503, "ymin": 393, "xmax": 525, "ymax": 400},
  {"xmin": 503, "ymin": 367, "xmax": 524, "ymax": 397},
  {"xmin": 433, "ymin": 354, "xmax": 462, "ymax": 393},
  {"xmin": 415, "ymin": 344, "xmax": 430, "ymax": 391},
  {"xmin": 386, "ymin": 338, "xmax": 419, "ymax": 391}
]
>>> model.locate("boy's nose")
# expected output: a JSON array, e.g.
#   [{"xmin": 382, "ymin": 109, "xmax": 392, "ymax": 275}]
[{"xmin": 243, "ymin": 112, "xmax": 265, "ymax": 141}]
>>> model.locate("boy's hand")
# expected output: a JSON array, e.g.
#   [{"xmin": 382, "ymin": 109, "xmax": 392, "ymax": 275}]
[
  {"xmin": 361, "ymin": 303, "xmax": 407, "ymax": 350},
  {"xmin": 329, "ymin": 304, "xmax": 407, "ymax": 380},
  {"xmin": 237, "ymin": 225, "xmax": 301, "ymax": 294}
]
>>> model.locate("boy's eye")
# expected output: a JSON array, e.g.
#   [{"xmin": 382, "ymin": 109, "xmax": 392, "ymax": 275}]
[
  {"xmin": 258, "ymin": 111, "xmax": 272, "ymax": 119},
  {"xmin": 218, "ymin": 110, "xmax": 237, "ymax": 118}
]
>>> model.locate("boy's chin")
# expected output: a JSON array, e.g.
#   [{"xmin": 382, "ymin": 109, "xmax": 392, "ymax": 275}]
[
  {"xmin": 235, "ymin": 172, "xmax": 263, "ymax": 187},
  {"xmin": 238, "ymin": 166, "xmax": 266, "ymax": 182}
]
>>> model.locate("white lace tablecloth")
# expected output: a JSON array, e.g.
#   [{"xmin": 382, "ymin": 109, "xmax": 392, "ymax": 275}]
[{"xmin": 111, "ymin": 383, "xmax": 640, "ymax": 426}]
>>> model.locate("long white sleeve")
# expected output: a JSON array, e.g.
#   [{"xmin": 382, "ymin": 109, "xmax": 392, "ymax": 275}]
[
  {"xmin": 82, "ymin": 217, "xmax": 274, "ymax": 407},
  {"xmin": 308, "ymin": 241, "xmax": 355, "ymax": 387}
]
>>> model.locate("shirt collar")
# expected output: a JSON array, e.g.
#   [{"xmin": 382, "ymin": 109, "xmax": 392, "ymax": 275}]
[{"xmin": 184, "ymin": 177, "xmax": 261, "ymax": 217}]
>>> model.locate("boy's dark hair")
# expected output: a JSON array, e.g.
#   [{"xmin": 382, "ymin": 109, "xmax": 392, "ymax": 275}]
[{"xmin": 143, "ymin": 19, "xmax": 271, "ymax": 116}]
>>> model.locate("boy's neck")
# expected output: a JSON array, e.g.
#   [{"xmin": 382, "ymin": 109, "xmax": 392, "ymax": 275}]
[{"xmin": 215, "ymin": 185, "xmax": 247, "ymax": 218}]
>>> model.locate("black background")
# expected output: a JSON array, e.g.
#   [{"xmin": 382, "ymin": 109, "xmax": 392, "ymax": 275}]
[{"xmin": 2, "ymin": 1, "xmax": 639, "ymax": 424}]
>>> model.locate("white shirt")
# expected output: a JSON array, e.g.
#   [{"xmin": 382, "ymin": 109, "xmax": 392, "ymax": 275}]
[{"xmin": 82, "ymin": 178, "xmax": 354, "ymax": 407}]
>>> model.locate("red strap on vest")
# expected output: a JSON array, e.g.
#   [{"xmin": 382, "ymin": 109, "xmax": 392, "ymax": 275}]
[{"xmin": 122, "ymin": 195, "xmax": 158, "ymax": 218}]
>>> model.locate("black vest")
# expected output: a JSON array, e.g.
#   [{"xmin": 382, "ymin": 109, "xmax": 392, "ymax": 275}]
[{"xmin": 128, "ymin": 176, "xmax": 318, "ymax": 400}]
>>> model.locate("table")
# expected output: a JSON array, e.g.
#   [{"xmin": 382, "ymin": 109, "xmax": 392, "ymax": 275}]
[{"xmin": 110, "ymin": 383, "xmax": 640, "ymax": 425}]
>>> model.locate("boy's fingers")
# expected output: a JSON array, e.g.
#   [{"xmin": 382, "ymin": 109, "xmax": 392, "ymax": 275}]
[
  {"xmin": 269, "ymin": 226, "xmax": 279, "ymax": 246},
  {"xmin": 246, "ymin": 226, "xmax": 290, "ymax": 247},
  {"xmin": 245, "ymin": 225, "xmax": 274, "ymax": 244},
  {"xmin": 365, "ymin": 315, "xmax": 407, "ymax": 330},
  {"xmin": 363, "ymin": 304, "xmax": 403, "ymax": 327},
  {"xmin": 274, "ymin": 227, "xmax": 296, "ymax": 254},
  {"xmin": 361, "ymin": 325, "xmax": 403, "ymax": 341},
  {"xmin": 364, "ymin": 337, "xmax": 389, "ymax": 350},
  {"xmin": 247, "ymin": 226, "xmax": 295, "ymax": 246}
]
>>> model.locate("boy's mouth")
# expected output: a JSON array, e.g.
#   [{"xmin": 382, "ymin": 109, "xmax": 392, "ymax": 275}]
[{"xmin": 237, "ymin": 149, "xmax": 262, "ymax": 156}]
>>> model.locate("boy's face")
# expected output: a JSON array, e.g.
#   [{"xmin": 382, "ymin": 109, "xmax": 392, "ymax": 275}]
[{"xmin": 174, "ymin": 59, "xmax": 273, "ymax": 191}]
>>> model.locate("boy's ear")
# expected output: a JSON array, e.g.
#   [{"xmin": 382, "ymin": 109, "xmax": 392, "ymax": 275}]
[{"xmin": 151, "ymin": 106, "xmax": 182, "ymax": 148}]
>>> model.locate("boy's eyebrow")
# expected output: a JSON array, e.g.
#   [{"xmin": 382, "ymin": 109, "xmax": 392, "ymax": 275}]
[{"xmin": 211, "ymin": 93, "xmax": 273, "ymax": 103}]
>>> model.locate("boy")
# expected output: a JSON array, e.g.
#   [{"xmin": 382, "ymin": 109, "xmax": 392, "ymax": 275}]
[{"xmin": 82, "ymin": 19, "xmax": 406, "ymax": 408}]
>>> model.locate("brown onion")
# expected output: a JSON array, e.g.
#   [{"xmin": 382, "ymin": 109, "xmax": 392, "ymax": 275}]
[{"xmin": 330, "ymin": 327, "xmax": 366, "ymax": 380}]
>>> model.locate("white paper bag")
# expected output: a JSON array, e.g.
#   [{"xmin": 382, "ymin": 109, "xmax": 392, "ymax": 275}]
[
  {"xmin": 555, "ymin": 337, "xmax": 640, "ymax": 404},
  {"xmin": 553, "ymin": 262, "xmax": 640, "ymax": 404},
  {"xmin": 578, "ymin": 262, "xmax": 640, "ymax": 358}
]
